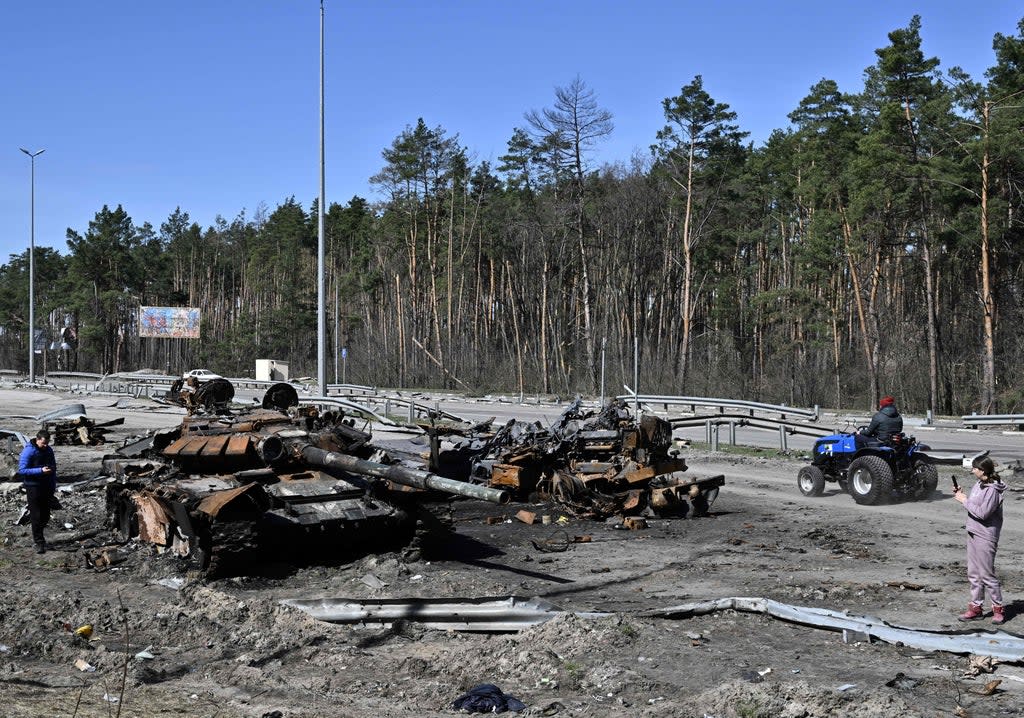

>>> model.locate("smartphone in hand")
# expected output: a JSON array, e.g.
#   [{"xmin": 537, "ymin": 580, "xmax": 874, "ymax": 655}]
[{"xmin": 951, "ymin": 476, "xmax": 960, "ymax": 492}]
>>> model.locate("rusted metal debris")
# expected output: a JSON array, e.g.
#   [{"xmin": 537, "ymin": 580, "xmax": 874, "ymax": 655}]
[
  {"xmin": 1, "ymin": 429, "xmax": 30, "ymax": 477},
  {"xmin": 103, "ymin": 382, "xmax": 508, "ymax": 576},
  {"xmin": 165, "ymin": 377, "xmax": 236, "ymax": 415},
  {"xmin": 434, "ymin": 398, "xmax": 724, "ymax": 520},
  {"xmin": 44, "ymin": 415, "xmax": 125, "ymax": 446}
]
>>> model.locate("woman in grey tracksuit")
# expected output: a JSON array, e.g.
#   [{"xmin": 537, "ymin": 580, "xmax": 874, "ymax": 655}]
[{"xmin": 953, "ymin": 455, "xmax": 1006, "ymax": 624}]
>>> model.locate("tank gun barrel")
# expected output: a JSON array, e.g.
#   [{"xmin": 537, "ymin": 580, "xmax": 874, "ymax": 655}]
[{"xmin": 300, "ymin": 445, "xmax": 510, "ymax": 504}]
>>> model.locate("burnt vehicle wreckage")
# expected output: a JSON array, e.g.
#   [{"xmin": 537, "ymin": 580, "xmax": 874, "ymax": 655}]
[
  {"xmin": 430, "ymin": 398, "xmax": 725, "ymax": 520},
  {"xmin": 101, "ymin": 384, "xmax": 724, "ymax": 575},
  {"xmin": 103, "ymin": 383, "xmax": 508, "ymax": 576}
]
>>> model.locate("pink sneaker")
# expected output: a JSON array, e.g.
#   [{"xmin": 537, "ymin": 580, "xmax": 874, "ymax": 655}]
[
  {"xmin": 992, "ymin": 605, "xmax": 1006, "ymax": 625},
  {"xmin": 958, "ymin": 603, "xmax": 984, "ymax": 622}
]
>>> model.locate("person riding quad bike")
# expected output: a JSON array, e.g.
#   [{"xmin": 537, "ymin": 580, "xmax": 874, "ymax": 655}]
[{"xmin": 856, "ymin": 395, "xmax": 902, "ymax": 447}]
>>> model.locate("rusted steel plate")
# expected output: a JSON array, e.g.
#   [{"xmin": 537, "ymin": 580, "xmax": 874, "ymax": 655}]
[
  {"xmin": 650, "ymin": 486, "xmax": 673, "ymax": 510},
  {"xmin": 624, "ymin": 465, "xmax": 657, "ymax": 484},
  {"xmin": 622, "ymin": 489, "xmax": 644, "ymax": 511},
  {"xmin": 179, "ymin": 437, "xmax": 210, "ymax": 457},
  {"xmin": 225, "ymin": 434, "xmax": 252, "ymax": 457},
  {"xmin": 200, "ymin": 434, "xmax": 231, "ymax": 457},
  {"xmin": 196, "ymin": 482, "xmax": 264, "ymax": 517},
  {"xmin": 161, "ymin": 436, "xmax": 193, "ymax": 456},
  {"xmin": 491, "ymin": 463, "xmax": 522, "ymax": 488}
]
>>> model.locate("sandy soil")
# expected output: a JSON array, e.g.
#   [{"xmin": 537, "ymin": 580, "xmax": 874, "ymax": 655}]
[{"xmin": 1, "ymin": 387, "xmax": 1023, "ymax": 718}]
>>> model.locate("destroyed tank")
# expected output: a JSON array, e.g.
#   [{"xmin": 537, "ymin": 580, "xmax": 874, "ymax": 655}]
[
  {"xmin": 435, "ymin": 398, "xmax": 724, "ymax": 519},
  {"xmin": 104, "ymin": 383, "xmax": 508, "ymax": 575}
]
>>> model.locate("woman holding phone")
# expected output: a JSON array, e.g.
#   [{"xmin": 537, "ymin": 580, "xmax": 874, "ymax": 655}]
[{"xmin": 952, "ymin": 454, "xmax": 1007, "ymax": 624}]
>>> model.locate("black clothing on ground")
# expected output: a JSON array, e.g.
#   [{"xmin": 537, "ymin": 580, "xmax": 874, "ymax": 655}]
[{"xmin": 451, "ymin": 683, "xmax": 526, "ymax": 713}]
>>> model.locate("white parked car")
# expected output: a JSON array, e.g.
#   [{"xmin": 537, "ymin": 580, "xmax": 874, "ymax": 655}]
[{"xmin": 182, "ymin": 369, "xmax": 222, "ymax": 382}]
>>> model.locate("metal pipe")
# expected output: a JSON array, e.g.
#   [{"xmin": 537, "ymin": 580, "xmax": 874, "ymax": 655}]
[{"xmin": 300, "ymin": 445, "xmax": 510, "ymax": 504}]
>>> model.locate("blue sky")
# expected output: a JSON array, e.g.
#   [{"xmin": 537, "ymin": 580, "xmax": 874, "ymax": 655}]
[{"xmin": 1, "ymin": 1, "xmax": 1020, "ymax": 263}]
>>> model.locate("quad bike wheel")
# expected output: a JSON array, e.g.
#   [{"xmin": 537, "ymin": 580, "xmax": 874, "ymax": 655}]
[
  {"xmin": 797, "ymin": 465, "xmax": 826, "ymax": 497},
  {"xmin": 912, "ymin": 461, "xmax": 939, "ymax": 499},
  {"xmin": 848, "ymin": 455, "xmax": 894, "ymax": 505}
]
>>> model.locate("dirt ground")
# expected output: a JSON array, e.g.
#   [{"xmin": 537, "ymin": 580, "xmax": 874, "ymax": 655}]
[{"xmin": 1, "ymin": 387, "xmax": 1024, "ymax": 718}]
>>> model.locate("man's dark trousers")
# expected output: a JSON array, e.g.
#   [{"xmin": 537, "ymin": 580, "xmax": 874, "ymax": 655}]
[{"xmin": 25, "ymin": 484, "xmax": 52, "ymax": 546}]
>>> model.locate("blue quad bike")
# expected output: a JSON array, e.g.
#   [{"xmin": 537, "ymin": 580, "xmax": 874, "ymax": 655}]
[{"xmin": 798, "ymin": 427, "xmax": 939, "ymax": 505}]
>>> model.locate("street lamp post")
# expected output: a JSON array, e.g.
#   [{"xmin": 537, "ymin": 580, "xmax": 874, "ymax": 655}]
[{"xmin": 20, "ymin": 148, "xmax": 45, "ymax": 384}]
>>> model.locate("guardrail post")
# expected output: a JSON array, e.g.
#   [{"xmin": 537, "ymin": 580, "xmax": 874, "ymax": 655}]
[
  {"xmin": 711, "ymin": 423, "xmax": 720, "ymax": 451},
  {"xmin": 705, "ymin": 419, "xmax": 712, "ymax": 444},
  {"xmin": 778, "ymin": 425, "xmax": 788, "ymax": 451},
  {"xmin": 728, "ymin": 421, "xmax": 736, "ymax": 445},
  {"xmin": 926, "ymin": 409, "xmax": 933, "ymax": 426},
  {"xmin": 408, "ymin": 401, "xmax": 415, "ymax": 423}
]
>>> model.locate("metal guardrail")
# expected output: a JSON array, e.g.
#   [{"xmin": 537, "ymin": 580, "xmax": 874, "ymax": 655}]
[
  {"xmin": 619, "ymin": 392, "xmax": 819, "ymax": 421},
  {"xmin": 326, "ymin": 383, "xmax": 377, "ymax": 396},
  {"xmin": 670, "ymin": 413, "xmax": 834, "ymax": 451},
  {"xmin": 300, "ymin": 394, "xmax": 469, "ymax": 429},
  {"xmin": 962, "ymin": 413, "xmax": 1024, "ymax": 429}
]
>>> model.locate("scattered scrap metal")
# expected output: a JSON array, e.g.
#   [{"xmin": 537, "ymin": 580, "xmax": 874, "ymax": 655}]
[
  {"xmin": 1, "ymin": 429, "xmax": 30, "ymax": 477},
  {"xmin": 35, "ymin": 405, "xmax": 124, "ymax": 446},
  {"xmin": 434, "ymin": 398, "xmax": 724, "ymax": 520},
  {"xmin": 165, "ymin": 377, "xmax": 236, "ymax": 414}
]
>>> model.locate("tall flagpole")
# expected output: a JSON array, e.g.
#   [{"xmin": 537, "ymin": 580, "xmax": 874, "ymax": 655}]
[{"xmin": 317, "ymin": 0, "xmax": 327, "ymax": 393}]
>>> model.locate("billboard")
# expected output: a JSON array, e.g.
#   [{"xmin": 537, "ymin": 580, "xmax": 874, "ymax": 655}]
[{"xmin": 139, "ymin": 306, "xmax": 201, "ymax": 339}]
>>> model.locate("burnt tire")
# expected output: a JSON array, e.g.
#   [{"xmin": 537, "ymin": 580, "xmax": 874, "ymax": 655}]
[
  {"xmin": 797, "ymin": 466, "xmax": 826, "ymax": 497},
  {"xmin": 913, "ymin": 461, "xmax": 939, "ymax": 500},
  {"xmin": 848, "ymin": 455, "xmax": 894, "ymax": 505}
]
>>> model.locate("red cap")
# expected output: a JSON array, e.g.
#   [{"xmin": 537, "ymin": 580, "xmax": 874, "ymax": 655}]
[{"xmin": 879, "ymin": 396, "xmax": 895, "ymax": 407}]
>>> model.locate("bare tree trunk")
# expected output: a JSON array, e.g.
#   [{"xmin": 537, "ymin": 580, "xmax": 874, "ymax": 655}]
[
  {"xmin": 541, "ymin": 254, "xmax": 550, "ymax": 394},
  {"xmin": 395, "ymin": 273, "xmax": 406, "ymax": 387},
  {"xmin": 840, "ymin": 208, "xmax": 880, "ymax": 404},
  {"xmin": 921, "ymin": 238, "xmax": 939, "ymax": 413},
  {"xmin": 506, "ymin": 261, "xmax": 525, "ymax": 397},
  {"xmin": 979, "ymin": 102, "xmax": 996, "ymax": 412}
]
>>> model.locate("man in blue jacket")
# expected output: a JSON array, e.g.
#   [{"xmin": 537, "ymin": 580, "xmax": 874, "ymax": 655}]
[{"xmin": 18, "ymin": 430, "xmax": 57, "ymax": 553}]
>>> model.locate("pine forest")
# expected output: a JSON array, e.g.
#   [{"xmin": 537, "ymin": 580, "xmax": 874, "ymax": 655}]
[{"xmin": 2, "ymin": 17, "xmax": 1023, "ymax": 416}]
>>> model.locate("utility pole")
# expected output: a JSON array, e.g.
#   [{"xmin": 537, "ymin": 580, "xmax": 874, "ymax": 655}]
[
  {"xmin": 316, "ymin": 0, "xmax": 328, "ymax": 394},
  {"xmin": 20, "ymin": 148, "xmax": 45, "ymax": 384}
]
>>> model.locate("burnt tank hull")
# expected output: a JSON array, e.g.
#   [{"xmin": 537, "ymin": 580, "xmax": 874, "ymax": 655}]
[{"xmin": 105, "ymin": 395, "xmax": 506, "ymax": 575}]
